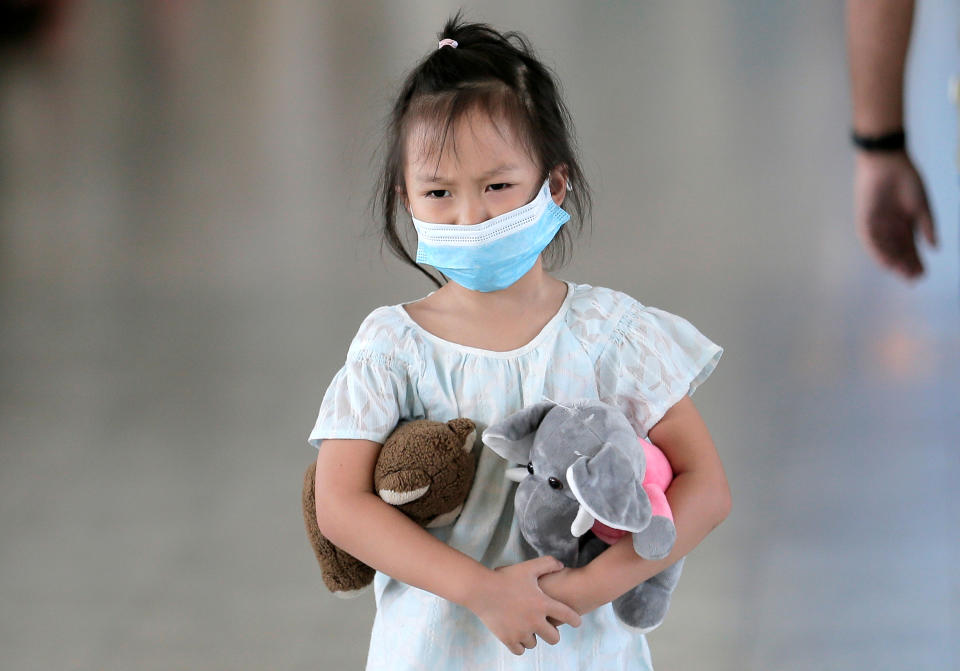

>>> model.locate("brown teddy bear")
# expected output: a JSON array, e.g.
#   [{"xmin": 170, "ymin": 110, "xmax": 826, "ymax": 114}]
[{"xmin": 302, "ymin": 417, "xmax": 478, "ymax": 597}]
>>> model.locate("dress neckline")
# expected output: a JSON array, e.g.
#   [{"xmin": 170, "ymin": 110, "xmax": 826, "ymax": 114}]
[{"xmin": 394, "ymin": 280, "xmax": 576, "ymax": 359}]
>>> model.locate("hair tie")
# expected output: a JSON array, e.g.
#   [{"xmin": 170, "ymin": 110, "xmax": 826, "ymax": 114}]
[{"xmin": 438, "ymin": 38, "xmax": 458, "ymax": 49}]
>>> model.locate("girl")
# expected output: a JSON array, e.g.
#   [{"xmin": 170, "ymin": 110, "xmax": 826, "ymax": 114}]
[{"xmin": 309, "ymin": 15, "xmax": 731, "ymax": 670}]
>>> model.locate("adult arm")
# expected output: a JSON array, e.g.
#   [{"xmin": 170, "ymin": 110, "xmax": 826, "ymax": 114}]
[
  {"xmin": 848, "ymin": 0, "xmax": 914, "ymax": 135},
  {"xmin": 846, "ymin": 0, "xmax": 936, "ymax": 279}
]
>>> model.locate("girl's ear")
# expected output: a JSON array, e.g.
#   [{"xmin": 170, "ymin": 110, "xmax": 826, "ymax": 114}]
[{"xmin": 548, "ymin": 164, "xmax": 570, "ymax": 206}]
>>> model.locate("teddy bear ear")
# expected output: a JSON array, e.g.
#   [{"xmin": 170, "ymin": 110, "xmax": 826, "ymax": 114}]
[
  {"xmin": 446, "ymin": 418, "xmax": 477, "ymax": 453},
  {"xmin": 481, "ymin": 400, "xmax": 556, "ymax": 464}
]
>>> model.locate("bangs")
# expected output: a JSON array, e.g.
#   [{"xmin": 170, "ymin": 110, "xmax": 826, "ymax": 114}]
[{"xmin": 400, "ymin": 82, "xmax": 540, "ymax": 180}]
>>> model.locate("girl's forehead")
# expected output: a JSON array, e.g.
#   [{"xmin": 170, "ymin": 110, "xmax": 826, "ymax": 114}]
[{"xmin": 404, "ymin": 110, "xmax": 537, "ymax": 176}]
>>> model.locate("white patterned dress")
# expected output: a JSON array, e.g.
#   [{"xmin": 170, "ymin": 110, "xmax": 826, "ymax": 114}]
[{"xmin": 307, "ymin": 280, "xmax": 722, "ymax": 671}]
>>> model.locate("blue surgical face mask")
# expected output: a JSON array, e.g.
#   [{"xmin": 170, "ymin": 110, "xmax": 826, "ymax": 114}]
[{"xmin": 411, "ymin": 178, "xmax": 570, "ymax": 292}]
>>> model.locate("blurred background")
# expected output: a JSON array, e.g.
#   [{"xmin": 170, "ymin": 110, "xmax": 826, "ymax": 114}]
[{"xmin": 1, "ymin": 1, "xmax": 958, "ymax": 669}]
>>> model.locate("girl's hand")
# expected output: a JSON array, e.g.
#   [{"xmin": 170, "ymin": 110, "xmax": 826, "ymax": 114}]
[
  {"xmin": 538, "ymin": 566, "xmax": 599, "ymax": 624},
  {"xmin": 466, "ymin": 556, "xmax": 582, "ymax": 656}
]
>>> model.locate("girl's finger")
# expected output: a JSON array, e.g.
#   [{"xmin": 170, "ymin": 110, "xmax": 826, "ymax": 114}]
[
  {"xmin": 536, "ymin": 622, "xmax": 561, "ymax": 645},
  {"xmin": 546, "ymin": 599, "xmax": 582, "ymax": 628},
  {"xmin": 528, "ymin": 555, "xmax": 564, "ymax": 577}
]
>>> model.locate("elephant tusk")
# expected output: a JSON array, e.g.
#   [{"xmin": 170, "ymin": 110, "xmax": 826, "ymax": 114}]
[
  {"xmin": 571, "ymin": 504, "xmax": 595, "ymax": 537},
  {"xmin": 504, "ymin": 467, "xmax": 528, "ymax": 483}
]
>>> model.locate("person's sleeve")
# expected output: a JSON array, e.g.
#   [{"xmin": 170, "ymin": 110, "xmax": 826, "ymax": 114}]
[
  {"xmin": 595, "ymin": 300, "xmax": 723, "ymax": 437},
  {"xmin": 307, "ymin": 349, "xmax": 416, "ymax": 448}
]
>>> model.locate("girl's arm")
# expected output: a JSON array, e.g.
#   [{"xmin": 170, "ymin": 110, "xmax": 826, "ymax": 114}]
[
  {"xmin": 314, "ymin": 437, "xmax": 582, "ymax": 655},
  {"xmin": 538, "ymin": 395, "xmax": 731, "ymax": 614}
]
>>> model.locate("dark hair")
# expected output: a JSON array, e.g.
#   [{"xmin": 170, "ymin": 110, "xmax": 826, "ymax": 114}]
[{"xmin": 374, "ymin": 12, "xmax": 592, "ymax": 288}]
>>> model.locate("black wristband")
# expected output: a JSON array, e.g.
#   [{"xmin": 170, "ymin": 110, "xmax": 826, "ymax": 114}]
[{"xmin": 851, "ymin": 128, "xmax": 906, "ymax": 152}]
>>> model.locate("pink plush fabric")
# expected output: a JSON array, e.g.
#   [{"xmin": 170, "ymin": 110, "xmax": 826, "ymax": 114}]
[
  {"xmin": 591, "ymin": 519, "xmax": 629, "ymax": 544},
  {"xmin": 589, "ymin": 437, "xmax": 675, "ymax": 544},
  {"xmin": 640, "ymin": 437, "xmax": 675, "ymax": 522}
]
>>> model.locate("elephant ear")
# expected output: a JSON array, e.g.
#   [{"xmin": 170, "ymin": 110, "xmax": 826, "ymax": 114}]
[
  {"xmin": 567, "ymin": 442, "xmax": 651, "ymax": 533},
  {"xmin": 481, "ymin": 400, "xmax": 556, "ymax": 464}
]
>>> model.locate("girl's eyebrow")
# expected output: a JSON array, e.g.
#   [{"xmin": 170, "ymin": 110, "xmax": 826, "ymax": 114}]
[{"xmin": 415, "ymin": 164, "xmax": 520, "ymax": 185}]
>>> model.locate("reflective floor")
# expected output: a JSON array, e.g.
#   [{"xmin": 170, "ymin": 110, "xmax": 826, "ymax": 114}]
[{"xmin": 1, "ymin": 2, "xmax": 958, "ymax": 670}]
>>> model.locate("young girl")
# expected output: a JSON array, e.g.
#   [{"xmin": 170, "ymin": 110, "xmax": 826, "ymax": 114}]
[{"xmin": 309, "ymin": 15, "xmax": 731, "ymax": 670}]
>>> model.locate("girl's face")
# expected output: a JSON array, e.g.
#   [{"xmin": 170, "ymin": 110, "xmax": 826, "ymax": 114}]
[{"xmin": 403, "ymin": 109, "xmax": 565, "ymax": 226}]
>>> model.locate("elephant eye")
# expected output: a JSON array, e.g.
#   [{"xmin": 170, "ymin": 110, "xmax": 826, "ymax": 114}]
[
  {"xmin": 526, "ymin": 462, "xmax": 534, "ymax": 475},
  {"xmin": 548, "ymin": 477, "xmax": 563, "ymax": 490}
]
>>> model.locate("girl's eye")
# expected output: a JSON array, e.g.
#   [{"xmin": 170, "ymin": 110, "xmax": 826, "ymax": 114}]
[
  {"xmin": 487, "ymin": 183, "xmax": 510, "ymax": 192},
  {"xmin": 425, "ymin": 189, "xmax": 450, "ymax": 199}
]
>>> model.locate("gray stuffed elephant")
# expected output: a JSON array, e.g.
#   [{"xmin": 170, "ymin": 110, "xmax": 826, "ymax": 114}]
[{"xmin": 481, "ymin": 398, "xmax": 684, "ymax": 633}]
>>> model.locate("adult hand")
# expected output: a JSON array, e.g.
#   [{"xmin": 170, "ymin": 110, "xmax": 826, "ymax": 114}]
[
  {"xmin": 853, "ymin": 150, "xmax": 936, "ymax": 279},
  {"xmin": 467, "ymin": 556, "xmax": 582, "ymax": 656}
]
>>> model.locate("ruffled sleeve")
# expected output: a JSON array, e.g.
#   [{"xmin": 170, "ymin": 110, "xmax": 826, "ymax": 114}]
[
  {"xmin": 595, "ymin": 299, "xmax": 722, "ymax": 437},
  {"xmin": 307, "ymin": 308, "xmax": 420, "ymax": 447}
]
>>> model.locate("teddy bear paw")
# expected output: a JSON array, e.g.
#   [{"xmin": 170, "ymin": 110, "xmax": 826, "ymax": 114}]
[
  {"xmin": 426, "ymin": 503, "xmax": 465, "ymax": 528},
  {"xmin": 332, "ymin": 583, "xmax": 374, "ymax": 599}
]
